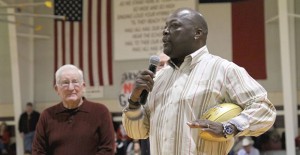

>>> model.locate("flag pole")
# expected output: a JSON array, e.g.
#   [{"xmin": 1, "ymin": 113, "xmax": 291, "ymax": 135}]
[
  {"xmin": 0, "ymin": 1, "xmax": 52, "ymax": 8},
  {"xmin": 0, "ymin": 12, "xmax": 65, "ymax": 20},
  {"xmin": 0, "ymin": 18, "xmax": 42, "ymax": 31}
]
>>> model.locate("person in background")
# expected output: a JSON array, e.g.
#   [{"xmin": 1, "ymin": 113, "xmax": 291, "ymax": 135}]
[
  {"xmin": 122, "ymin": 8, "xmax": 276, "ymax": 155},
  {"xmin": 116, "ymin": 124, "xmax": 132, "ymax": 155},
  {"xmin": 156, "ymin": 52, "xmax": 169, "ymax": 72},
  {"xmin": 228, "ymin": 136, "xmax": 244, "ymax": 155},
  {"xmin": 0, "ymin": 139, "xmax": 2, "ymax": 155},
  {"xmin": 18, "ymin": 102, "xmax": 40, "ymax": 154},
  {"xmin": 32, "ymin": 64, "xmax": 115, "ymax": 155},
  {"xmin": 0, "ymin": 122, "xmax": 10, "ymax": 155},
  {"xmin": 237, "ymin": 137, "xmax": 260, "ymax": 155},
  {"xmin": 126, "ymin": 140, "xmax": 141, "ymax": 155}
]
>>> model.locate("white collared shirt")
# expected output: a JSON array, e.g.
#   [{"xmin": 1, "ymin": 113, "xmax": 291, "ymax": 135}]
[{"xmin": 123, "ymin": 46, "xmax": 276, "ymax": 155}]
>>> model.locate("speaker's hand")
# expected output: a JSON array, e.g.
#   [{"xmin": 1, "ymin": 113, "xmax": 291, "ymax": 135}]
[
  {"xmin": 187, "ymin": 119, "xmax": 224, "ymax": 136},
  {"xmin": 130, "ymin": 70, "xmax": 155, "ymax": 102}
]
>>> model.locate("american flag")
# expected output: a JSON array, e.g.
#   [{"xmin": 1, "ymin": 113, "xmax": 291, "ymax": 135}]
[{"xmin": 54, "ymin": 0, "xmax": 113, "ymax": 86}]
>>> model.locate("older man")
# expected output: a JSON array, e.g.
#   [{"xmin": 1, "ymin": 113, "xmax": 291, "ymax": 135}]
[
  {"xmin": 122, "ymin": 8, "xmax": 276, "ymax": 155},
  {"xmin": 32, "ymin": 64, "xmax": 115, "ymax": 155}
]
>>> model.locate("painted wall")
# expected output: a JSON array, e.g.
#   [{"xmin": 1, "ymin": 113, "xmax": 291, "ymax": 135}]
[
  {"xmin": 0, "ymin": 1, "xmax": 299, "ymax": 117},
  {"xmin": 296, "ymin": 0, "xmax": 300, "ymax": 88},
  {"xmin": 0, "ymin": 9, "xmax": 13, "ymax": 105}
]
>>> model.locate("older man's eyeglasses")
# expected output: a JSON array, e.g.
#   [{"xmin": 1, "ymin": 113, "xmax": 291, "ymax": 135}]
[{"xmin": 58, "ymin": 80, "xmax": 82, "ymax": 88}]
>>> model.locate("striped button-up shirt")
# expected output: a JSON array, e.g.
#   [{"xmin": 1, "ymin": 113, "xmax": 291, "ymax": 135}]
[{"xmin": 122, "ymin": 46, "xmax": 276, "ymax": 155}]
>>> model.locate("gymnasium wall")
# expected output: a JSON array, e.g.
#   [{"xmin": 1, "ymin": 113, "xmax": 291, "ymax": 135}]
[{"xmin": 0, "ymin": 1, "xmax": 299, "ymax": 121}]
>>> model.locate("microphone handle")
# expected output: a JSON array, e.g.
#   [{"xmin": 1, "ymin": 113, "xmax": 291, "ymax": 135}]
[
  {"xmin": 139, "ymin": 64, "xmax": 157, "ymax": 105},
  {"xmin": 139, "ymin": 90, "xmax": 148, "ymax": 105}
]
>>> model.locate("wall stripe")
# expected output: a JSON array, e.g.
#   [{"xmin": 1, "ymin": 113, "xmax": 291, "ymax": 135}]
[{"xmin": 232, "ymin": 0, "xmax": 267, "ymax": 79}]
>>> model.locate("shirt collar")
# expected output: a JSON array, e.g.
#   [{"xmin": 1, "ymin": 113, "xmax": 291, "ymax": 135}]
[
  {"xmin": 55, "ymin": 97, "xmax": 89, "ymax": 114},
  {"xmin": 168, "ymin": 45, "xmax": 208, "ymax": 69},
  {"xmin": 190, "ymin": 45, "xmax": 209, "ymax": 66}
]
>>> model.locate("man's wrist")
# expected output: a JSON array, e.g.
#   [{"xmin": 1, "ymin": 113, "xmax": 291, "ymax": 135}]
[
  {"xmin": 232, "ymin": 124, "xmax": 239, "ymax": 135},
  {"xmin": 228, "ymin": 123, "xmax": 239, "ymax": 135},
  {"xmin": 129, "ymin": 94, "xmax": 140, "ymax": 102},
  {"xmin": 222, "ymin": 123, "xmax": 238, "ymax": 139},
  {"xmin": 128, "ymin": 98, "xmax": 140, "ymax": 109}
]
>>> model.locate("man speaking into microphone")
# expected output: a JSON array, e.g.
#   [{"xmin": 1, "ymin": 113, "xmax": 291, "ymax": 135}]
[{"xmin": 122, "ymin": 8, "xmax": 276, "ymax": 155}]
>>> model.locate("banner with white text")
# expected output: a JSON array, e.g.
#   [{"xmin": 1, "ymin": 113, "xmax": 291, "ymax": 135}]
[{"xmin": 113, "ymin": 0, "xmax": 196, "ymax": 60}]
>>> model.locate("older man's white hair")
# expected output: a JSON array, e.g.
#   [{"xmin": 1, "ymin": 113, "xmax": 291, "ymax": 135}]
[{"xmin": 55, "ymin": 64, "xmax": 84, "ymax": 84}]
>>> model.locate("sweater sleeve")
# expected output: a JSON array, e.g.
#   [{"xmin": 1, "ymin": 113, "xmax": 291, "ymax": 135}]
[
  {"xmin": 96, "ymin": 105, "xmax": 115, "ymax": 155},
  {"xmin": 122, "ymin": 105, "xmax": 150, "ymax": 139}
]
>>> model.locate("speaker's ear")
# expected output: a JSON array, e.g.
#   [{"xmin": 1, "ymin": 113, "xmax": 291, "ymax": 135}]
[{"xmin": 194, "ymin": 28, "xmax": 203, "ymax": 40}]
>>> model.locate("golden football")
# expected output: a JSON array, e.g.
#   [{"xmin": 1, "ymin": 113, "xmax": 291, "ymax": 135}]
[{"xmin": 199, "ymin": 103, "xmax": 243, "ymax": 142}]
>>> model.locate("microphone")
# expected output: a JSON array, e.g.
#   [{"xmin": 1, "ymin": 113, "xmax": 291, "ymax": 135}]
[{"xmin": 139, "ymin": 55, "xmax": 160, "ymax": 105}]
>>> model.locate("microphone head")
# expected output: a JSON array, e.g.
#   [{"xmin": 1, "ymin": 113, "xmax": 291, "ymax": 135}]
[{"xmin": 149, "ymin": 55, "xmax": 160, "ymax": 66}]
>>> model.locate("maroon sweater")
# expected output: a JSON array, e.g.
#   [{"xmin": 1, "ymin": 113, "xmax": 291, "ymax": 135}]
[{"xmin": 32, "ymin": 98, "xmax": 115, "ymax": 155}]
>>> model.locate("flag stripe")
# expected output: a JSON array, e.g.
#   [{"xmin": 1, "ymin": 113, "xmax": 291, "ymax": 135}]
[
  {"xmin": 73, "ymin": 23, "xmax": 79, "ymax": 67},
  {"xmin": 57, "ymin": 22, "xmax": 62, "ymax": 69},
  {"xmin": 61, "ymin": 21, "xmax": 66, "ymax": 65},
  {"xmin": 54, "ymin": 21, "xmax": 58, "ymax": 83},
  {"xmin": 107, "ymin": 0, "xmax": 113, "ymax": 85},
  {"xmin": 83, "ymin": 0, "xmax": 89, "ymax": 85},
  {"xmin": 87, "ymin": 0, "xmax": 94, "ymax": 86},
  {"xmin": 70, "ymin": 22, "xmax": 74, "ymax": 64},
  {"xmin": 65, "ymin": 22, "xmax": 70, "ymax": 64},
  {"xmin": 92, "ymin": 0, "xmax": 99, "ymax": 86},
  {"xmin": 97, "ymin": 0, "xmax": 104, "ymax": 85},
  {"xmin": 79, "ymin": 22, "xmax": 83, "ymax": 70},
  {"xmin": 101, "ymin": 0, "xmax": 109, "ymax": 85}
]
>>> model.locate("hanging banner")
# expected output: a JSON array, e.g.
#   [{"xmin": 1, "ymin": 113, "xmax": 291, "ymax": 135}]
[{"xmin": 113, "ymin": 0, "xmax": 196, "ymax": 60}]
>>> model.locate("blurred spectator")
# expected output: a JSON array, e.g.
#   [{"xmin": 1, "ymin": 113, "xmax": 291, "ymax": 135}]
[
  {"xmin": 228, "ymin": 136, "xmax": 244, "ymax": 155},
  {"xmin": 156, "ymin": 52, "xmax": 169, "ymax": 72},
  {"xmin": 253, "ymin": 126, "xmax": 281, "ymax": 152},
  {"xmin": 116, "ymin": 124, "xmax": 132, "ymax": 155},
  {"xmin": 133, "ymin": 140, "xmax": 141, "ymax": 155},
  {"xmin": 281, "ymin": 131, "xmax": 285, "ymax": 150},
  {"xmin": 295, "ymin": 133, "xmax": 300, "ymax": 149},
  {"xmin": 0, "ymin": 122, "xmax": 10, "ymax": 155},
  {"xmin": 18, "ymin": 102, "xmax": 40, "ymax": 154},
  {"xmin": 237, "ymin": 137, "xmax": 260, "ymax": 155},
  {"xmin": 126, "ymin": 140, "xmax": 141, "ymax": 155},
  {"xmin": 0, "ymin": 141, "xmax": 3, "ymax": 155},
  {"xmin": 139, "ymin": 138, "xmax": 150, "ymax": 155}
]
